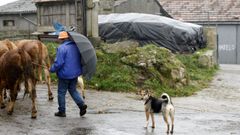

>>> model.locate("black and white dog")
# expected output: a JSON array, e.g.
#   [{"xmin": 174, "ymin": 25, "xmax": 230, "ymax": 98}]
[{"xmin": 143, "ymin": 91, "xmax": 175, "ymax": 134}]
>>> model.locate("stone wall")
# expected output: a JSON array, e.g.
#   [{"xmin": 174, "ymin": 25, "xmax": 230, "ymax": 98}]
[
  {"xmin": 203, "ymin": 27, "xmax": 217, "ymax": 49},
  {"xmin": 198, "ymin": 50, "xmax": 217, "ymax": 68},
  {"xmin": 0, "ymin": 14, "xmax": 37, "ymax": 40},
  {"xmin": 202, "ymin": 27, "xmax": 218, "ymax": 65}
]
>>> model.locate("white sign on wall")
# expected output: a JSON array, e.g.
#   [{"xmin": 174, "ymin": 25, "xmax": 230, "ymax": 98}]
[{"xmin": 219, "ymin": 44, "xmax": 236, "ymax": 51}]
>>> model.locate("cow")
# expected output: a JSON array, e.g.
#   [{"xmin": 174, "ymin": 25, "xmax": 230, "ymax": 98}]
[
  {"xmin": 0, "ymin": 39, "xmax": 18, "ymax": 99},
  {"xmin": 0, "ymin": 48, "xmax": 37, "ymax": 118},
  {"xmin": 0, "ymin": 39, "xmax": 17, "ymax": 56},
  {"xmin": 16, "ymin": 40, "xmax": 53, "ymax": 100}
]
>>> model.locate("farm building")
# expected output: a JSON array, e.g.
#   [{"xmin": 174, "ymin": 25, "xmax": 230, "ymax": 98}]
[
  {"xmin": 0, "ymin": 0, "xmax": 37, "ymax": 39},
  {"xmin": 33, "ymin": 0, "xmax": 99, "ymax": 37},
  {"xmin": 0, "ymin": 0, "xmax": 98, "ymax": 39},
  {"xmin": 159, "ymin": 0, "xmax": 240, "ymax": 64}
]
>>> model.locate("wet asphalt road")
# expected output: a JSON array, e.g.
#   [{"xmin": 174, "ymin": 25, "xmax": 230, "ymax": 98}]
[{"xmin": 0, "ymin": 64, "xmax": 240, "ymax": 135}]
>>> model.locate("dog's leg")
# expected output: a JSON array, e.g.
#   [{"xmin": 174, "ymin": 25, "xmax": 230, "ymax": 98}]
[
  {"xmin": 171, "ymin": 125, "xmax": 174, "ymax": 134},
  {"xmin": 163, "ymin": 112, "xmax": 170, "ymax": 134},
  {"xmin": 144, "ymin": 111, "xmax": 150, "ymax": 128},
  {"xmin": 170, "ymin": 109, "xmax": 175, "ymax": 134},
  {"xmin": 150, "ymin": 112, "xmax": 155, "ymax": 128}
]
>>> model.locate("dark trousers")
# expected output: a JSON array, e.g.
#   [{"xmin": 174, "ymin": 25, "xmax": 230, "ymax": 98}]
[{"xmin": 57, "ymin": 78, "xmax": 84, "ymax": 112}]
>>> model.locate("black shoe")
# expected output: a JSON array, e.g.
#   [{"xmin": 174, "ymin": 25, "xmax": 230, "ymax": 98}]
[
  {"xmin": 80, "ymin": 104, "xmax": 87, "ymax": 116},
  {"xmin": 54, "ymin": 111, "xmax": 66, "ymax": 117}
]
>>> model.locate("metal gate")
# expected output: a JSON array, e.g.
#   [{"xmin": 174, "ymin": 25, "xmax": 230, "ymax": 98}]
[{"xmin": 218, "ymin": 25, "xmax": 240, "ymax": 64}]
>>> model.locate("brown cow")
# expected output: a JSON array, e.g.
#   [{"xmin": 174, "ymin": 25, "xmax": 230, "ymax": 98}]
[
  {"xmin": 0, "ymin": 39, "xmax": 18, "ymax": 99},
  {"xmin": 16, "ymin": 40, "xmax": 53, "ymax": 100},
  {"xmin": 0, "ymin": 39, "xmax": 17, "ymax": 56},
  {"xmin": 0, "ymin": 48, "xmax": 37, "ymax": 118}
]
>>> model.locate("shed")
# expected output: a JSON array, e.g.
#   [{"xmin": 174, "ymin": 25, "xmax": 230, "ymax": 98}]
[
  {"xmin": 33, "ymin": 0, "xmax": 87, "ymax": 35},
  {"xmin": 159, "ymin": 0, "xmax": 240, "ymax": 64},
  {"xmin": 0, "ymin": 0, "xmax": 37, "ymax": 39}
]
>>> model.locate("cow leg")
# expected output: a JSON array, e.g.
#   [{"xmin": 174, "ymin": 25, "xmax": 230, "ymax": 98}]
[
  {"xmin": 44, "ymin": 67, "xmax": 53, "ymax": 100},
  {"xmin": 31, "ymin": 88, "xmax": 37, "ymax": 119},
  {"xmin": 0, "ymin": 89, "xmax": 5, "ymax": 109},
  {"xmin": 7, "ymin": 84, "xmax": 19, "ymax": 115},
  {"xmin": 4, "ymin": 89, "xmax": 7, "ymax": 99},
  {"xmin": 23, "ymin": 80, "xmax": 30, "ymax": 99},
  {"xmin": 27, "ymin": 78, "xmax": 37, "ymax": 118}
]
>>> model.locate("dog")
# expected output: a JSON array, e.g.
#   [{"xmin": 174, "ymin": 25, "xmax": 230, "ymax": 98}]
[{"xmin": 143, "ymin": 90, "xmax": 175, "ymax": 134}]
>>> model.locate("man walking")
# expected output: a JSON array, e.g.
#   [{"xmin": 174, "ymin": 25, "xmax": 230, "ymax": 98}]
[{"xmin": 50, "ymin": 31, "xmax": 87, "ymax": 117}]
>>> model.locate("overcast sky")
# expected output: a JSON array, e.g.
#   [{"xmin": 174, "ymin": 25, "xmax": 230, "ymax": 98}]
[{"xmin": 0, "ymin": 0, "xmax": 18, "ymax": 6}]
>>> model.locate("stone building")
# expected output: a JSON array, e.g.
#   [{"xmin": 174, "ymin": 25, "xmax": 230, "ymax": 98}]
[
  {"xmin": 160, "ymin": 0, "xmax": 240, "ymax": 64},
  {"xmin": 0, "ymin": 0, "xmax": 37, "ymax": 39}
]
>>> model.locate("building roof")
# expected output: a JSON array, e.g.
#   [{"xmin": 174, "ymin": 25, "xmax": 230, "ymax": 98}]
[
  {"xmin": 0, "ymin": 0, "xmax": 36, "ymax": 14},
  {"xmin": 160, "ymin": 0, "xmax": 240, "ymax": 22}
]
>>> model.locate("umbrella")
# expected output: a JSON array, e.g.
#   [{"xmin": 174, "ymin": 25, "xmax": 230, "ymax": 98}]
[{"xmin": 68, "ymin": 31, "xmax": 97, "ymax": 80}]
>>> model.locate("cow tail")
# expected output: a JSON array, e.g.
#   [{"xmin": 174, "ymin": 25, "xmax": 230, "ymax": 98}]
[
  {"xmin": 14, "ymin": 49, "xmax": 26, "ymax": 79},
  {"xmin": 18, "ymin": 48, "xmax": 36, "ymax": 95},
  {"xmin": 38, "ymin": 41, "xmax": 43, "ymax": 72},
  {"xmin": 18, "ymin": 48, "xmax": 33, "ymax": 78},
  {"xmin": 18, "ymin": 48, "xmax": 27, "ymax": 65}
]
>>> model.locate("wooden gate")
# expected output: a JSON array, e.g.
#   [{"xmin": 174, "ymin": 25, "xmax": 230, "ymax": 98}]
[{"xmin": 36, "ymin": 0, "xmax": 86, "ymax": 35}]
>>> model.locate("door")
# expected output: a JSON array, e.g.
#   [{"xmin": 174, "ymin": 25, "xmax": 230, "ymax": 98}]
[
  {"xmin": 237, "ymin": 25, "xmax": 240, "ymax": 64},
  {"xmin": 217, "ymin": 25, "xmax": 237, "ymax": 64}
]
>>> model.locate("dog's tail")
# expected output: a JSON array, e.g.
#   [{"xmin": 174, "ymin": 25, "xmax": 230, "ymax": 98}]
[{"xmin": 161, "ymin": 93, "xmax": 172, "ymax": 104}]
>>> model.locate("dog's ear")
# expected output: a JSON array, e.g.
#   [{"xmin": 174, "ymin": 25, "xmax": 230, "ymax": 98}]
[
  {"xmin": 136, "ymin": 89, "xmax": 143, "ymax": 95},
  {"xmin": 146, "ymin": 89, "xmax": 152, "ymax": 96},
  {"xmin": 145, "ymin": 89, "xmax": 149, "ymax": 94}
]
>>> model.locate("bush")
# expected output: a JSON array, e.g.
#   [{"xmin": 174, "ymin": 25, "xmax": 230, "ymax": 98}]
[
  {"xmin": 86, "ymin": 52, "xmax": 137, "ymax": 92},
  {"xmin": 46, "ymin": 42, "xmax": 218, "ymax": 97},
  {"xmin": 44, "ymin": 42, "xmax": 59, "ymax": 83}
]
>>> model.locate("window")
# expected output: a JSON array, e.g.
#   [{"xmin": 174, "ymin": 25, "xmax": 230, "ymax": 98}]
[{"xmin": 3, "ymin": 20, "xmax": 15, "ymax": 27}]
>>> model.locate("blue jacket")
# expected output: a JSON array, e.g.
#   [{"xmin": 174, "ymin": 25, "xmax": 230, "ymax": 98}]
[{"xmin": 50, "ymin": 40, "xmax": 82, "ymax": 79}]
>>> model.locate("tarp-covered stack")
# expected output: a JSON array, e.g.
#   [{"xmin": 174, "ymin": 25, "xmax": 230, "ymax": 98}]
[{"xmin": 99, "ymin": 13, "xmax": 206, "ymax": 53}]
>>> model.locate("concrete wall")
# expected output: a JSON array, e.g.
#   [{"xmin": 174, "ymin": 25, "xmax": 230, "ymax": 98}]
[
  {"xmin": 99, "ymin": 0, "xmax": 160, "ymax": 15},
  {"xmin": 0, "ymin": 13, "xmax": 37, "ymax": 38}
]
